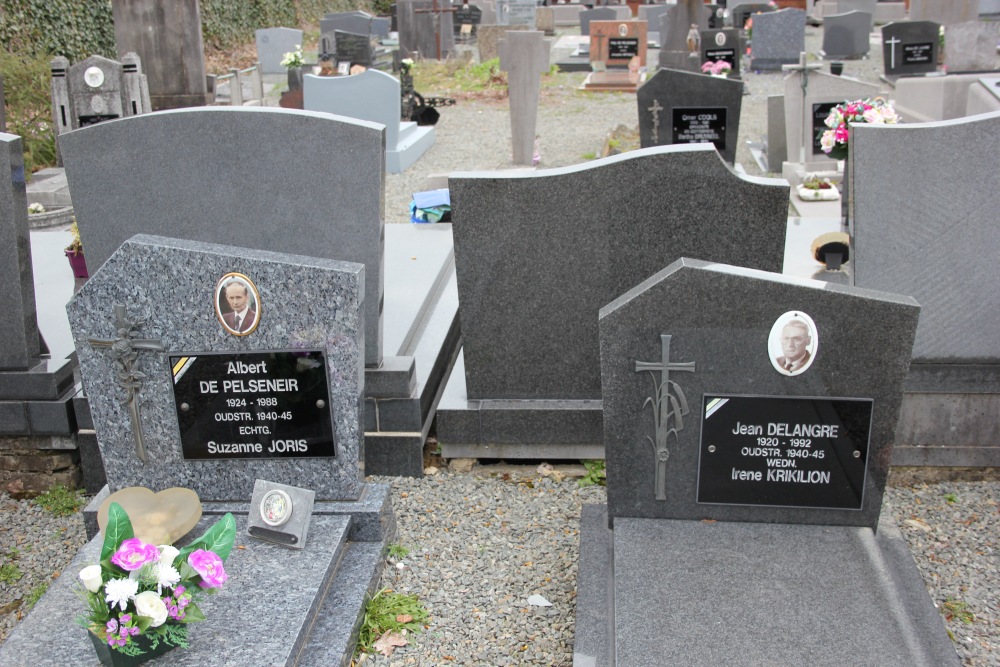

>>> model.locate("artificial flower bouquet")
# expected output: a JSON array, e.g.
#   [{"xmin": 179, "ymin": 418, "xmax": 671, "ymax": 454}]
[
  {"xmin": 280, "ymin": 45, "xmax": 304, "ymax": 69},
  {"xmin": 701, "ymin": 60, "xmax": 732, "ymax": 76},
  {"xmin": 77, "ymin": 502, "xmax": 236, "ymax": 662},
  {"xmin": 820, "ymin": 98, "xmax": 899, "ymax": 161}
]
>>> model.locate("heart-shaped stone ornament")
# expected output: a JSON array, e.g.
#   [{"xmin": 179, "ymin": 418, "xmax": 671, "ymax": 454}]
[{"xmin": 98, "ymin": 487, "xmax": 203, "ymax": 546}]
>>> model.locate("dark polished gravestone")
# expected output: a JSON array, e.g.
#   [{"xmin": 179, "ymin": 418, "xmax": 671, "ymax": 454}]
[
  {"xmin": 637, "ymin": 68, "xmax": 743, "ymax": 164},
  {"xmin": 59, "ymin": 108, "xmax": 459, "ymax": 476},
  {"xmin": 573, "ymin": 258, "xmax": 961, "ymax": 667},
  {"xmin": 437, "ymin": 145, "xmax": 789, "ymax": 460},
  {"xmin": 0, "ymin": 235, "xmax": 394, "ymax": 667},
  {"xmin": 700, "ymin": 27, "xmax": 743, "ymax": 78},
  {"xmin": 851, "ymin": 110, "xmax": 1000, "ymax": 467},
  {"xmin": 881, "ymin": 20, "xmax": 941, "ymax": 81}
]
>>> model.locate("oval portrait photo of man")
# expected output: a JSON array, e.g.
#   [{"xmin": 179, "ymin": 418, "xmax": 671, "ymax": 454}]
[
  {"xmin": 215, "ymin": 272, "xmax": 261, "ymax": 337},
  {"xmin": 768, "ymin": 311, "xmax": 818, "ymax": 376}
]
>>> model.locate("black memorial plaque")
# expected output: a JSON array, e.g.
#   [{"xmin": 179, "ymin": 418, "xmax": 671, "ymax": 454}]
[
  {"xmin": 608, "ymin": 38, "xmax": 639, "ymax": 59},
  {"xmin": 812, "ymin": 101, "xmax": 838, "ymax": 155},
  {"xmin": 705, "ymin": 47, "xmax": 736, "ymax": 67},
  {"xmin": 335, "ymin": 30, "xmax": 374, "ymax": 67},
  {"xmin": 697, "ymin": 395, "xmax": 872, "ymax": 509},
  {"xmin": 903, "ymin": 42, "xmax": 933, "ymax": 65},
  {"xmin": 170, "ymin": 350, "xmax": 336, "ymax": 460},
  {"xmin": 672, "ymin": 107, "xmax": 727, "ymax": 151}
]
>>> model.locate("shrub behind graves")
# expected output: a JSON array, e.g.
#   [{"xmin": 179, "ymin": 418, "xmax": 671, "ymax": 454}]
[
  {"xmin": 0, "ymin": 49, "xmax": 57, "ymax": 175},
  {"xmin": 0, "ymin": 0, "xmax": 116, "ymax": 62}
]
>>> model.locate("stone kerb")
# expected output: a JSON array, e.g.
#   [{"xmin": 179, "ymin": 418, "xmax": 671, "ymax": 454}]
[
  {"xmin": 851, "ymin": 110, "xmax": 1000, "ymax": 362},
  {"xmin": 449, "ymin": 145, "xmax": 789, "ymax": 401},
  {"xmin": 58, "ymin": 107, "xmax": 386, "ymax": 367}
]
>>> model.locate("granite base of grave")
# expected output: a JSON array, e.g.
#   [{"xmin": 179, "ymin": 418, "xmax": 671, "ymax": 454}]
[
  {"xmin": 572, "ymin": 505, "xmax": 961, "ymax": 667},
  {"xmin": 389, "ymin": 121, "xmax": 437, "ymax": 173},
  {"xmin": 0, "ymin": 514, "xmax": 392, "ymax": 667},
  {"xmin": 579, "ymin": 70, "xmax": 646, "ymax": 92}
]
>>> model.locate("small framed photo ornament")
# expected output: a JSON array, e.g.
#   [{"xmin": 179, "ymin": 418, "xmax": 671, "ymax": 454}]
[
  {"xmin": 768, "ymin": 311, "xmax": 819, "ymax": 377},
  {"xmin": 247, "ymin": 479, "xmax": 315, "ymax": 549},
  {"xmin": 215, "ymin": 272, "xmax": 261, "ymax": 337}
]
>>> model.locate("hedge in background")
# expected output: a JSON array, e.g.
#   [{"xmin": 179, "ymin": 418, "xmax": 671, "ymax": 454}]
[
  {"xmin": 0, "ymin": 0, "xmax": 116, "ymax": 62},
  {"xmin": 201, "ymin": 0, "xmax": 376, "ymax": 50}
]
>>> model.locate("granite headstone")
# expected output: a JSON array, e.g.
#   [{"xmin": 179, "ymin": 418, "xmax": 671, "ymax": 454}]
[
  {"xmin": 731, "ymin": 1, "xmax": 774, "ymax": 31},
  {"xmin": 749, "ymin": 8, "xmax": 806, "ymax": 71},
  {"xmin": 580, "ymin": 7, "xmax": 617, "ymax": 35},
  {"xmin": 909, "ymin": 0, "xmax": 979, "ymax": 25},
  {"xmin": 637, "ymin": 68, "xmax": 744, "ymax": 164},
  {"xmin": 881, "ymin": 20, "xmax": 940, "ymax": 79},
  {"xmin": 822, "ymin": 10, "xmax": 873, "ymax": 59},
  {"xmin": 658, "ymin": 3, "xmax": 712, "ymax": 71},
  {"xmin": 700, "ymin": 28, "xmax": 742, "ymax": 77},
  {"xmin": 454, "ymin": 3, "xmax": 484, "ymax": 35},
  {"xmin": 499, "ymin": 31, "xmax": 552, "ymax": 165},
  {"xmin": 255, "ymin": 27, "xmax": 304, "ymax": 74},
  {"xmin": 944, "ymin": 21, "xmax": 1000, "ymax": 72}
]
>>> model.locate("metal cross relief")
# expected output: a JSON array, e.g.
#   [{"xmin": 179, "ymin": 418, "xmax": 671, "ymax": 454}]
[
  {"xmin": 635, "ymin": 335, "xmax": 696, "ymax": 501},
  {"xmin": 87, "ymin": 304, "xmax": 164, "ymax": 464},
  {"xmin": 648, "ymin": 99, "xmax": 664, "ymax": 144}
]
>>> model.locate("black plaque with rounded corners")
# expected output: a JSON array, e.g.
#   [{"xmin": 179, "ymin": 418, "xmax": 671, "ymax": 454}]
[
  {"xmin": 671, "ymin": 107, "xmax": 727, "ymax": 151},
  {"xmin": 170, "ymin": 350, "xmax": 336, "ymax": 460},
  {"xmin": 706, "ymin": 47, "xmax": 736, "ymax": 66},
  {"xmin": 608, "ymin": 38, "xmax": 640, "ymax": 59},
  {"xmin": 697, "ymin": 395, "xmax": 872, "ymax": 510}
]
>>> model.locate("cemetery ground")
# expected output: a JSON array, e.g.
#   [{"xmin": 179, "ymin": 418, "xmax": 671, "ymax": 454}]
[{"xmin": 4, "ymin": 21, "xmax": 999, "ymax": 667}]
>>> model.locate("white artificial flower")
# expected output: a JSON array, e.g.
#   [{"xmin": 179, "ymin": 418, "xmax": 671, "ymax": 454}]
[
  {"xmin": 104, "ymin": 577, "xmax": 139, "ymax": 611},
  {"xmin": 27, "ymin": 203, "xmax": 45, "ymax": 214},
  {"xmin": 134, "ymin": 590, "xmax": 168, "ymax": 627},
  {"xmin": 820, "ymin": 129, "xmax": 836, "ymax": 152},
  {"xmin": 155, "ymin": 564, "xmax": 181, "ymax": 594},
  {"xmin": 158, "ymin": 545, "xmax": 180, "ymax": 566},
  {"xmin": 881, "ymin": 106, "xmax": 899, "ymax": 124},
  {"xmin": 79, "ymin": 565, "xmax": 103, "ymax": 593}
]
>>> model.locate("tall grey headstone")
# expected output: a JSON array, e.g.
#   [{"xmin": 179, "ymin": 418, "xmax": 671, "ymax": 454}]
[
  {"xmin": 638, "ymin": 5, "xmax": 672, "ymax": 40},
  {"xmin": 766, "ymin": 93, "xmax": 787, "ymax": 168},
  {"xmin": 749, "ymin": 8, "xmax": 806, "ymax": 71},
  {"xmin": 944, "ymin": 21, "xmax": 1000, "ymax": 71},
  {"xmin": 0, "ymin": 133, "xmax": 40, "ymax": 370},
  {"xmin": 658, "ymin": 3, "xmax": 712, "ymax": 71},
  {"xmin": 59, "ymin": 108, "xmax": 386, "ymax": 367},
  {"xmin": 111, "ymin": 0, "xmax": 209, "ymax": 110},
  {"xmin": 66, "ymin": 234, "xmax": 365, "ymax": 501},
  {"xmin": 580, "ymin": 7, "xmax": 616, "ymax": 36},
  {"xmin": 398, "ymin": 0, "xmax": 456, "ymax": 59},
  {"xmin": 499, "ymin": 31, "xmax": 551, "ymax": 165},
  {"xmin": 909, "ymin": 0, "xmax": 979, "ymax": 25},
  {"xmin": 822, "ymin": 11, "xmax": 874, "ymax": 59},
  {"xmin": 637, "ymin": 68, "xmax": 744, "ymax": 164},
  {"xmin": 881, "ymin": 20, "xmax": 941, "ymax": 79},
  {"xmin": 255, "ymin": 27, "xmax": 304, "ymax": 74},
  {"xmin": 303, "ymin": 70, "xmax": 435, "ymax": 173}
]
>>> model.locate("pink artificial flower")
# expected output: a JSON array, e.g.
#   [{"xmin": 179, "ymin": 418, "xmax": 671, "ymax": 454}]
[
  {"xmin": 188, "ymin": 549, "xmax": 228, "ymax": 588},
  {"xmin": 834, "ymin": 125, "xmax": 850, "ymax": 142},
  {"xmin": 111, "ymin": 538, "xmax": 160, "ymax": 572}
]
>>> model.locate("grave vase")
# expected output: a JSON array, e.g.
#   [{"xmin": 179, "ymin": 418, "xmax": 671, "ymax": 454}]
[
  {"xmin": 87, "ymin": 631, "xmax": 178, "ymax": 667},
  {"xmin": 65, "ymin": 249, "xmax": 89, "ymax": 279},
  {"xmin": 287, "ymin": 67, "xmax": 303, "ymax": 91}
]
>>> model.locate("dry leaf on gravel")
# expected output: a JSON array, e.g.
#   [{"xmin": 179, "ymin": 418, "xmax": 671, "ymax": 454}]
[{"xmin": 373, "ymin": 630, "xmax": 407, "ymax": 657}]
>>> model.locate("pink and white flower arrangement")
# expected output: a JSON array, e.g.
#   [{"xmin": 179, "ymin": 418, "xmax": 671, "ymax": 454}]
[
  {"xmin": 700, "ymin": 60, "xmax": 733, "ymax": 76},
  {"xmin": 77, "ymin": 502, "xmax": 236, "ymax": 658},
  {"xmin": 820, "ymin": 98, "xmax": 899, "ymax": 160}
]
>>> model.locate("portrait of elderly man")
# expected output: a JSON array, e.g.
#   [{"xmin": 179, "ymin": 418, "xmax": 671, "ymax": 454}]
[
  {"xmin": 220, "ymin": 279, "xmax": 258, "ymax": 334},
  {"xmin": 774, "ymin": 318, "xmax": 814, "ymax": 375}
]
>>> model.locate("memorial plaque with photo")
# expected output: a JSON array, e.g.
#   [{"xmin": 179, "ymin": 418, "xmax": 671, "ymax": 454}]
[
  {"xmin": 672, "ymin": 107, "xmax": 727, "ymax": 151},
  {"xmin": 812, "ymin": 102, "xmax": 838, "ymax": 154},
  {"xmin": 609, "ymin": 38, "xmax": 640, "ymax": 59},
  {"xmin": 697, "ymin": 395, "xmax": 872, "ymax": 510},
  {"xmin": 171, "ymin": 350, "xmax": 336, "ymax": 460}
]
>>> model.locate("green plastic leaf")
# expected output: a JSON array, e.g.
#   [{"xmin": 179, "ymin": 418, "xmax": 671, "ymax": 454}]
[
  {"xmin": 100, "ymin": 502, "xmax": 134, "ymax": 561},
  {"xmin": 178, "ymin": 513, "xmax": 237, "ymax": 562},
  {"xmin": 180, "ymin": 602, "xmax": 207, "ymax": 623}
]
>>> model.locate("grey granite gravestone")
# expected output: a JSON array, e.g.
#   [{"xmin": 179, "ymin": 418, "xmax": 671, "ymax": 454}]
[
  {"xmin": 535, "ymin": 6, "xmax": 555, "ymax": 35},
  {"xmin": 454, "ymin": 3, "xmax": 484, "ymax": 35},
  {"xmin": 397, "ymin": 0, "xmax": 456, "ymax": 59},
  {"xmin": 700, "ymin": 28, "xmax": 743, "ymax": 77},
  {"xmin": 437, "ymin": 146, "xmax": 789, "ymax": 459},
  {"xmin": 749, "ymin": 8, "xmax": 806, "ymax": 71},
  {"xmin": 944, "ymin": 21, "xmax": 1000, "ymax": 72},
  {"xmin": 303, "ymin": 70, "xmax": 435, "ymax": 173},
  {"xmin": 637, "ymin": 68, "xmax": 743, "ymax": 164},
  {"xmin": 638, "ymin": 5, "xmax": 672, "ymax": 42},
  {"xmin": 573, "ymin": 258, "xmax": 959, "ymax": 667},
  {"xmin": 111, "ymin": 0, "xmax": 209, "ymax": 110},
  {"xmin": 838, "ymin": 0, "xmax": 877, "ymax": 21},
  {"xmin": 822, "ymin": 10, "xmax": 873, "ymax": 59},
  {"xmin": 658, "ymin": 2, "xmax": 712, "ymax": 71},
  {"xmin": 503, "ymin": 0, "xmax": 538, "ymax": 29},
  {"xmin": 255, "ymin": 27, "xmax": 303, "ymax": 74},
  {"xmin": 499, "ymin": 31, "xmax": 552, "ymax": 165},
  {"xmin": 730, "ymin": 1, "xmax": 774, "ymax": 31},
  {"xmin": 66, "ymin": 235, "xmax": 365, "ymax": 501},
  {"xmin": 909, "ymin": 0, "xmax": 979, "ymax": 25},
  {"xmin": 851, "ymin": 110, "xmax": 1000, "ymax": 467},
  {"xmin": 59, "ymin": 107, "xmax": 458, "ymax": 477},
  {"xmin": 321, "ymin": 10, "xmax": 391, "ymax": 39},
  {"xmin": 580, "ymin": 7, "xmax": 616, "ymax": 35},
  {"xmin": 882, "ymin": 21, "xmax": 941, "ymax": 80}
]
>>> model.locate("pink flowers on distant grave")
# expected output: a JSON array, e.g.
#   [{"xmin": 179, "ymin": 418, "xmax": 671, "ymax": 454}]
[
  {"xmin": 111, "ymin": 537, "xmax": 161, "ymax": 571},
  {"xmin": 820, "ymin": 98, "xmax": 899, "ymax": 160},
  {"xmin": 188, "ymin": 549, "xmax": 228, "ymax": 588},
  {"xmin": 701, "ymin": 60, "xmax": 732, "ymax": 76}
]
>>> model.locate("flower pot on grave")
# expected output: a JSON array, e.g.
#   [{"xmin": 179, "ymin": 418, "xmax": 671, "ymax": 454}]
[
  {"xmin": 65, "ymin": 249, "xmax": 89, "ymax": 279},
  {"xmin": 287, "ymin": 67, "xmax": 303, "ymax": 91},
  {"xmin": 87, "ymin": 630, "xmax": 178, "ymax": 667}
]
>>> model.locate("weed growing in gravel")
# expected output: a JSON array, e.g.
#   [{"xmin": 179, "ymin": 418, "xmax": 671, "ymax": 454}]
[
  {"xmin": 24, "ymin": 582, "xmax": 48, "ymax": 610},
  {"xmin": 942, "ymin": 599, "xmax": 975, "ymax": 624},
  {"xmin": 356, "ymin": 587, "xmax": 429, "ymax": 656},
  {"xmin": 943, "ymin": 492, "xmax": 958, "ymax": 504},
  {"xmin": 0, "ymin": 562, "xmax": 23, "ymax": 584},
  {"xmin": 578, "ymin": 460, "xmax": 607, "ymax": 487},
  {"xmin": 387, "ymin": 543, "xmax": 410, "ymax": 560},
  {"xmin": 34, "ymin": 485, "xmax": 84, "ymax": 517}
]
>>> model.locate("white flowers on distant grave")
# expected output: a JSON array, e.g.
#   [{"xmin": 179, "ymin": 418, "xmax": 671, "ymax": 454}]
[{"xmin": 280, "ymin": 45, "xmax": 304, "ymax": 69}]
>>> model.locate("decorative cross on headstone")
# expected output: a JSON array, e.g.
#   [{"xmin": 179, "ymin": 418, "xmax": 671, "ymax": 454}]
[
  {"xmin": 885, "ymin": 35, "xmax": 901, "ymax": 69},
  {"xmin": 635, "ymin": 334, "xmax": 696, "ymax": 501},
  {"xmin": 87, "ymin": 303, "xmax": 164, "ymax": 464},
  {"xmin": 782, "ymin": 52, "xmax": 823, "ymax": 164},
  {"xmin": 648, "ymin": 99, "xmax": 664, "ymax": 143},
  {"xmin": 415, "ymin": 0, "xmax": 458, "ymax": 60}
]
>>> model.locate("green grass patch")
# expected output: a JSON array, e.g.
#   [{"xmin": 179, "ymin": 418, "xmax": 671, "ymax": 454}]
[
  {"xmin": 0, "ymin": 562, "xmax": 23, "ymax": 584},
  {"xmin": 356, "ymin": 587, "xmax": 429, "ymax": 656},
  {"xmin": 942, "ymin": 599, "xmax": 975, "ymax": 624},
  {"xmin": 943, "ymin": 492, "xmax": 958, "ymax": 504},
  {"xmin": 24, "ymin": 582, "xmax": 48, "ymax": 611},
  {"xmin": 34, "ymin": 485, "xmax": 85, "ymax": 517},
  {"xmin": 387, "ymin": 543, "xmax": 410, "ymax": 560},
  {"xmin": 578, "ymin": 459, "xmax": 607, "ymax": 487}
]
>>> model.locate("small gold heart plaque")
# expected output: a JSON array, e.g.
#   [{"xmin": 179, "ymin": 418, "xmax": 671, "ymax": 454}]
[{"xmin": 97, "ymin": 487, "xmax": 203, "ymax": 546}]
